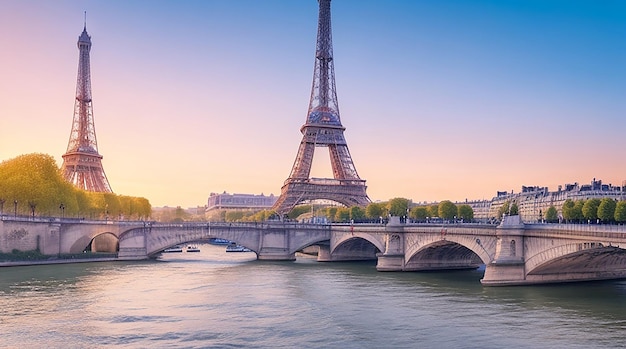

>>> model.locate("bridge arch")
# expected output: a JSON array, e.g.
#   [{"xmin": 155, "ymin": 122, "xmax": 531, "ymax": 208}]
[
  {"xmin": 328, "ymin": 232, "xmax": 383, "ymax": 261},
  {"xmin": 404, "ymin": 234, "xmax": 489, "ymax": 271},
  {"xmin": 69, "ymin": 231, "xmax": 119, "ymax": 254},
  {"xmin": 526, "ymin": 243, "xmax": 626, "ymax": 276}
]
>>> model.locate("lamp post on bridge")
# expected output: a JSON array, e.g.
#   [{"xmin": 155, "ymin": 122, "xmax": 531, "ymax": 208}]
[
  {"xmin": 14, "ymin": 200, "xmax": 17, "ymax": 217},
  {"xmin": 59, "ymin": 203, "xmax": 65, "ymax": 219}
]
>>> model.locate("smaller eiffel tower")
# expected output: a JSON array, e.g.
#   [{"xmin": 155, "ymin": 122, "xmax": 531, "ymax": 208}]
[
  {"xmin": 272, "ymin": 0, "xmax": 369, "ymax": 214},
  {"xmin": 61, "ymin": 18, "xmax": 112, "ymax": 193}
]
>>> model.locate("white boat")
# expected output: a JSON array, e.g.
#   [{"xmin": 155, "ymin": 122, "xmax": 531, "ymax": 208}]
[
  {"xmin": 163, "ymin": 245, "xmax": 183, "ymax": 253},
  {"xmin": 186, "ymin": 245, "xmax": 200, "ymax": 252},
  {"xmin": 207, "ymin": 238, "xmax": 231, "ymax": 245},
  {"xmin": 225, "ymin": 243, "xmax": 252, "ymax": 253}
]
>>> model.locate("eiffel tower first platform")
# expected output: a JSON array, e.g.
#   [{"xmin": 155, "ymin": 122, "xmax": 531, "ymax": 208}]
[
  {"xmin": 272, "ymin": 0, "xmax": 370, "ymax": 214},
  {"xmin": 60, "ymin": 19, "xmax": 112, "ymax": 193}
]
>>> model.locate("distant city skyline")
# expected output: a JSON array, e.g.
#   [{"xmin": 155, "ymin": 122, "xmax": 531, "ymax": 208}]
[{"xmin": 1, "ymin": 0, "xmax": 625, "ymax": 208}]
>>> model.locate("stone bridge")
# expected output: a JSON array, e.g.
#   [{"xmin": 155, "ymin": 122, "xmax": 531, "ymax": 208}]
[{"xmin": 2, "ymin": 215, "xmax": 626, "ymax": 286}]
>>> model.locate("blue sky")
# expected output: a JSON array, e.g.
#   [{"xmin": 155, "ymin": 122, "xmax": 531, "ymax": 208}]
[{"xmin": 1, "ymin": 0, "xmax": 625, "ymax": 207}]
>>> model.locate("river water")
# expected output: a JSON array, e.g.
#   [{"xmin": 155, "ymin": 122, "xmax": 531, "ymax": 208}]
[{"xmin": 1, "ymin": 243, "xmax": 625, "ymax": 349}]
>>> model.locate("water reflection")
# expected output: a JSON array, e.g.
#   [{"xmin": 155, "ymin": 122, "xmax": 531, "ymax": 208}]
[{"xmin": 1, "ymin": 244, "xmax": 625, "ymax": 349}]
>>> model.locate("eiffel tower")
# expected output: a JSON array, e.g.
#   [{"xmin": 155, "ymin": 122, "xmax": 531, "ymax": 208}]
[
  {"xmin": 60, "ymin": 19, "xmax": 112, "ymax": 193},
  {"xmin": 273, "ymin": 0, "xmax": 370, "ymax": 214}
]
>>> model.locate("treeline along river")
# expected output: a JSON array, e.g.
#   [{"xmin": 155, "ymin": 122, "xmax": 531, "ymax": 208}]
[{"xmin": 1, "ymin": 244, "xmax": 625, "ymax": 348}]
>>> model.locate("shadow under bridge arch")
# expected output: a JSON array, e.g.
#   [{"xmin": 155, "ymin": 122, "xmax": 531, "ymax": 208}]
[
  {"xmin": 319, "ymin": 232, "xmax": 383, "ymax": 262},
  {"xmin": 71, "ymin": 232, "xmax": 119, "ymax": 254},
  {"xmin": 405, "ymin": 239, "xmax": 484, "ymax": 271}
]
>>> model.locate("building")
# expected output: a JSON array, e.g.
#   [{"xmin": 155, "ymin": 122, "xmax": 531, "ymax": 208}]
[
  {"xmin": 206, "ymin": 192, "xmax": 278, "ymax": 212},
  {"xmin": 467, "ymin": 179, "xmax": 625, "ymax": 223}
]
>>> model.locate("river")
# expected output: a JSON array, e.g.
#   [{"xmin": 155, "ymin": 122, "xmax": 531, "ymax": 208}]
[{"xmin": 1, "ymin": 243, "xmax": 625, "ymax": 348}]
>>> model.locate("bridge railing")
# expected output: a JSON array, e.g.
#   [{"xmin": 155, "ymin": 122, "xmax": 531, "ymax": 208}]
[{"xmin": 526, "ymin": 223, "xmax": 626, "ymax": 237}]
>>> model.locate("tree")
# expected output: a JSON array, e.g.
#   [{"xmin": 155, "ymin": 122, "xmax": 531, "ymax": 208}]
[
  {"xmin": 410, "ymin": 206, "xmax": 428, "ymax": 221},
  {"xmin": 457, "ymin": 205, "xmax": 474, "ymax": 222},
  {"xmin": 0, "ymin": 153, "xmax": 152, "ymax": 219},
  {"xmin": 615, "ymin": 201, "xmax": 626, "ymax": 223},
  {"xmin": 573, "ymin": 200, "xmax": 585, "ymax": 222},
  {"xmin": 545, "ymin": 206, "xmax": 558, "ymax": 223},
  {"xmin": 438, "ymin": 200, "xmax": 457, "ymax": 220},
  {"xmin": 597, "ymin": 198, "xmax": 617, "ymax": 223},
  {"xmin": 388, "ymin": 197, "xmax": 410, "ymax": 217},
  {"xmin": 562, "ymin": 199, "xmax": 575, "ymax": 222},
  {"xmin": 427, "ymin": 205, "xmax": 439, "ymax": 218},
  {"xmin": 582, "ymin": 198, "xmax": 601, "ymax": 221},
  {"xmin": 510, "ymin": 202, "xmax": 519, "ymax": 215},
  {"xmin": 287, "ymin": 205, "xmax": 312, "ymax": 220},
  {"xmin": 350, "ymin": 206, "xmax": 365, "ymax": 221},
  {"xmin": 497, "ymin": 201, "xmax": 510, "ymax": 218},
  {"xmin": 335, "ymin": 207, "xmax": 351, "ymax": 222},
  {"xmin": 365, "ymin": 202, "xmax": 385, "ymax": 220},
  {"xmin": 325, "ymin": 207, "xmax": 338, "ymax": 222}
]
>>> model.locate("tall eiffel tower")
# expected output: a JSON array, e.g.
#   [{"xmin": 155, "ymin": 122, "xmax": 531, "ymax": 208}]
[
  {"xmin": 273, "ymin": 0, "xmax": 370, "ymax": 214},
  {"xmin": 60, "ymin": 19, "xmax": 112, "ymax": 193}
]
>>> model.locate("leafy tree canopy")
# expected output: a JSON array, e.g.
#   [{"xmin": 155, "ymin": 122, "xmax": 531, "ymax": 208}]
[
  {"xmin": 388, "ymin": 197, "xmax": 410, "ymax": 217},
  {"xmin": 438, "ymin": 200, "xmax": 457, "ymax": 220},
  {"xmin": 0, "ymin": 153, "xmax": 150, "ymax": 219}
]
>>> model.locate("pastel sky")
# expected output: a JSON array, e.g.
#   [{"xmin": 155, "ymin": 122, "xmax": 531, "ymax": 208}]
[{"xmin": 1, "ymin": 0, "xmax": 625, "ymax": 208}]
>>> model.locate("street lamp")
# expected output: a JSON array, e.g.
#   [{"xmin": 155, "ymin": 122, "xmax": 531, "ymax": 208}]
[
  {"xmin": 13, "ymin": 200, "xmax": 17, "ymax": 217},
  {"xmin": 59, "ymin": 203, "xmax": 65, "ymax": 218}
]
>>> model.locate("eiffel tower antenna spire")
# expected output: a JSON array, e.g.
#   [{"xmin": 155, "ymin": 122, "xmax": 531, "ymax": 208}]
[
  {"xmin": 272, "ymin": 0, "xmax": 369, "ymax": 214},
  {"xmin": 60, "ymin": 19, "xmax": 113, "ymax": 193}
]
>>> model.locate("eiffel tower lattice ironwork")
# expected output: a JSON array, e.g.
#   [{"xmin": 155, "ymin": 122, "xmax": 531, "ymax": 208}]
[
  {"xmin": 60, "ymin": 20, "xmax": 112, "ymax": 193},
  {"xmin": 273, "ymin": 0, "xmax": 369, "ymax": 214}
]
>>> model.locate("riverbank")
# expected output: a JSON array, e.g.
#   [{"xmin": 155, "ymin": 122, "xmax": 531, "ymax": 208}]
[{"xmin": 0, "ymin": 254, "xmax": 119, "ymax": 267}]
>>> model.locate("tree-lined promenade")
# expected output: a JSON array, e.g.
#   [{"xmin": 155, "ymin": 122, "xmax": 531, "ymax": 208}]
[
  {"xmin": 205, "ymin": 197, "xmax": 475, "ymax": 224},
  {"xmin": 0, "ymin": 154, "xmax": 150, "ymax": 220}
]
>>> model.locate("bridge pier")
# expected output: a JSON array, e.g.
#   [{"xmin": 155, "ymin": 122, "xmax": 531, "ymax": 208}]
[
  {"xmin": 376, "ymin": 217, "xmax": 405, "ymax": 271},
  {"xmin": 256, "ymin": 227, "xmax": 296, "ymax": 261},
  {"xmin": 481, "ymin": 215, "xmax": 527, "ymax": 286},
  {"xmin": 117, "ymin": 228, "xmax": 149, "ymax": 260},
  {"xmin": 257, "ymin": 248, "xmax": 296, "ymax": 261}
]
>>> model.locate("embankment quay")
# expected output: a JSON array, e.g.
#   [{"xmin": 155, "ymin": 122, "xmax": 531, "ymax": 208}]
[{"xmin": 2, "ymin": 215, "xmax": 626, "ymax": 286}]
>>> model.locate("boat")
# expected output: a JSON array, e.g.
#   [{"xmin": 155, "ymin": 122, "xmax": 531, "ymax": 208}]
[
  {"xmin": 186, "ymin": 245, "xmax": 200, "ymax": 252},
  {"xmin": 225, "ymin": 242, "xmax": 252, "ymax": 253},
  {"xmin": 207, "ymin": 238, "xmax": 231, "ymax": 245},
  {"xmin": 163, "ymin": 245, "xmax": 183, "ymax": 253}
]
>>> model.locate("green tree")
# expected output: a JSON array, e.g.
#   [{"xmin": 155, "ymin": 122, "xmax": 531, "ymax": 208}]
[
  {"xmin": 350, "ymin": 206, "xmax": 365, "ymax": 221},
  {"xmin": 457, "ymin": 205, "xmax": 474, "ymax": 222},
  {"xmin": 104, "ymin": 193, "xmax": 121, "ymax": 219},
  {"xmin": 335, "ymin": 207, "xmax": 351, "ymax": 222},
  {"xmin": 388, "ymin": 197, "xmax": 410, "ymax": 217},
  {"xmin": 225, "ymin": 210, "xmax": 244, "ymax": 222},
  {"xmin": 497, "ymin": 201, "xmax": 510, "ymax": 218},
  {"xmin": 287, "ymin": 205, "xmax": 312, "ymax": 220},
  {"xmin": 545, "ymin": 205, "xmax": 558, "ymax": 223},
  {"xmin": 325, "ymin": 207, "xmax": 338, "ymax": 222},
  {"xmin": 410, "ymin": 206, "xmax": 428, "ymax": 221},
  {"xmin": 582, "ymin": 198, "xmax": 601, "ymax": 221},
  {"xmin": 597, "ymin": 198, "xmax": 617, "ymax": 223},
  {"xmin": 427, "ymin": 205, "xmax": 439, "ymax": 218},
  {"xmin": 573, "ymin": 200, "xmax": 585, "ymax": 222},
  {"xmin": 365, "ymin": 202, "xmax": 385, "ymax": 220},
  {"xmin": 562, "ymin": 199, "xmax": 575, "ymax": 222},
  {"xmin": 614, "ymin": 201, "xmax": 626, "ymax": 223},
  {"xmin": 510, "ymin": 202, "xmax": 519, "ymax": 215},
  {"xmin": 438, "ymin": 200, "xmax": 457, "ymax": 220}
]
